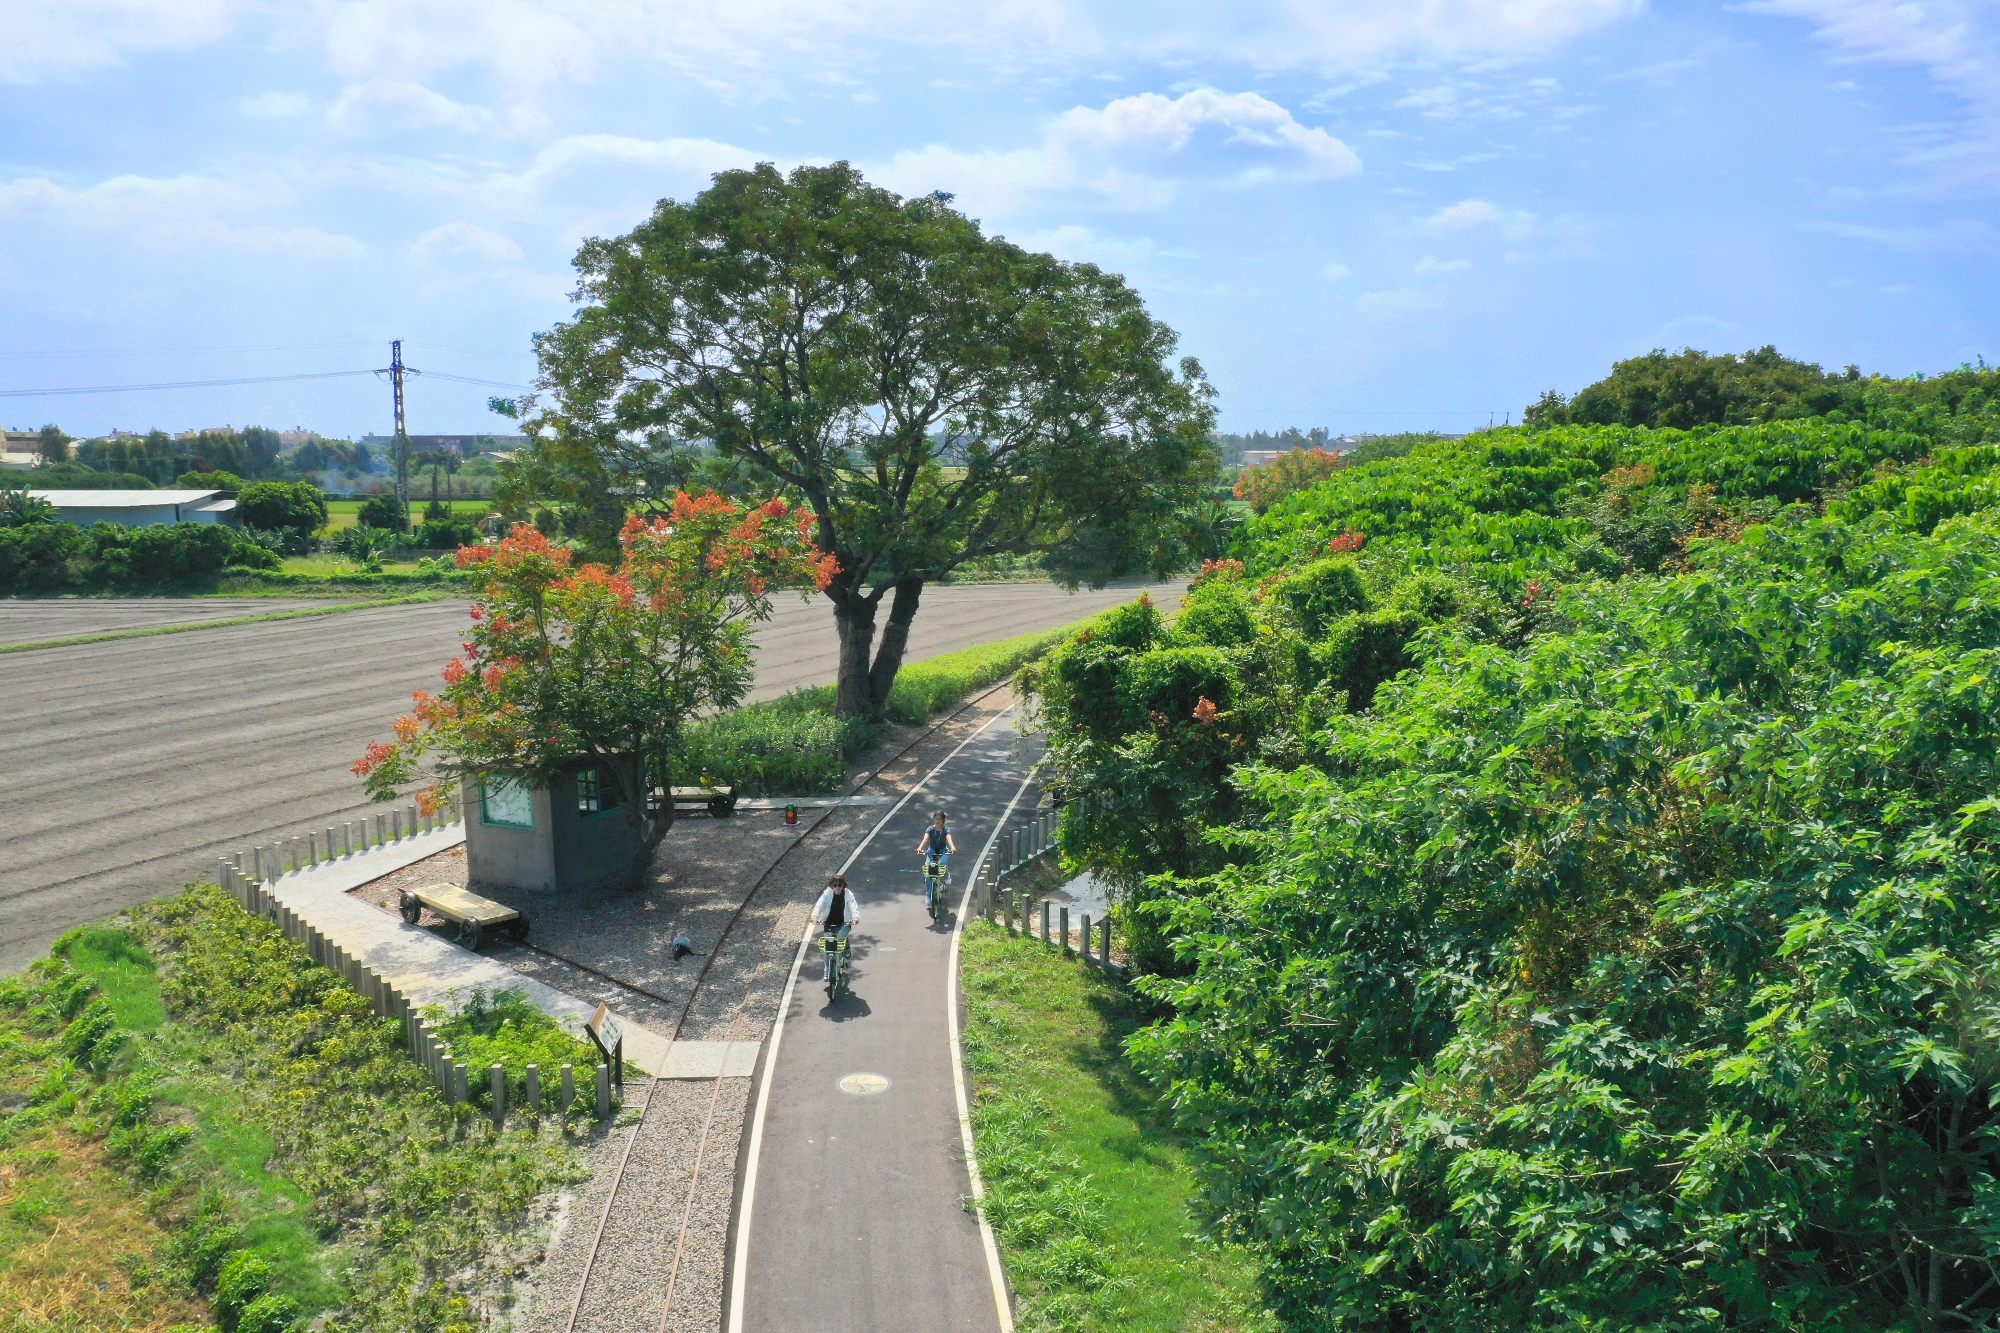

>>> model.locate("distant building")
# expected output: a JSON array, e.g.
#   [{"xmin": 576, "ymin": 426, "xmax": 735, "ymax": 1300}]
[
  {"xmin": 2, "ymin": 430, "xmax": 40, "ymax": 469},
  {"xmin": 277, "ymin": 427, "xmax": 322, "ymax": 448},
  {"xmin": 174, "ymin": 426, "xmax": 233, "ymax": 440},
  {"xmin": 29, "ymin": 489, "xmax": 237, "ymax": 527}
]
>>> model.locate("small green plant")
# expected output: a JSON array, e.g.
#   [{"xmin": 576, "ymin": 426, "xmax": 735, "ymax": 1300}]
[{"xmin": 422, "ymin": 986, "xmax": 604, "ymax": 1112}]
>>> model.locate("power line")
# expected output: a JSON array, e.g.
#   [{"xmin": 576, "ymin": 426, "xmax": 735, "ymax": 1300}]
[
  {"xmin": 0, "ymin": 370, "xmax": 378, "ymax": 399},
  {"xmin": 0, "ymin": 368, "xmax": 534, "ymax": 399},
  {"xmin": 0, "ymin": 341, "xmax": 386, "ymax": 360}
]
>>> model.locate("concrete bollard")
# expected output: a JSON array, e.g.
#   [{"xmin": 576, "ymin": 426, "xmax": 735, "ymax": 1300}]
[
  {"xmin": 1081, "ymin": 913, "xmax": 1092, "ymax": 964},
  {"xmin": 454, "ymin": 1061, "xmax": 469, "ymax": 1105},
  {"xmin": 560, "ymin": 1063, "xmax": 576, "ymax": 1112},
  {"xmin": 1100, "ymin": 916, "xmax": 1111, "ymax": 965},
  {"xmin": 391, "ymin": 810, "xmax": 402, "ymax": 841},
  {"xmin": 1041, "ymin": 900, "xmax": 1051, "ymax": 943},
  {"xmin": 407, "ymin": 804, "xmax": 419, "ymax": 838},
  {"xmin": 307, "ymin": 833, "xmax": 317, "ymax": 866},
  {"xmin": 1061, "ymin": 906, "xmax": 1071, "ymax": 956},
  {"xmin": 595, "ymin": 1064, "xmax": 611, "ymax": 1119},
  {"xmin": 525, "ymin": 1064, "xmax": 541, "ymax": 1116},
  {"xmin": 341, "ymin": 822, "xmax": 352, "ymax": 855},
  {"xmin": 490, "ymin": 1065, "xmax": 505, "ymax": 1126},
  {"xmin": 326, "ymin": 827, "xmax": 336, "ymax": 861}
]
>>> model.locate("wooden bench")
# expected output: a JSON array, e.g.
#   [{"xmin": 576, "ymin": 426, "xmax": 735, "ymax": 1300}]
[
  {"xmin": 398, "ymin": 882, "xmax": 529, "ymax": 950},
  {"xmin": 667, "ymin": 785, "xmax": 737, "ymax": 817}
]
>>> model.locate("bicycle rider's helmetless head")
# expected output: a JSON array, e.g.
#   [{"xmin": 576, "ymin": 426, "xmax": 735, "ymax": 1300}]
[
  {"xmin": 827, "ymin": 874, "xmax": 847, "ymax": 891},
  {"xmin": 933, "ymin": 810, "xmax": 946, "ymax": 826}
]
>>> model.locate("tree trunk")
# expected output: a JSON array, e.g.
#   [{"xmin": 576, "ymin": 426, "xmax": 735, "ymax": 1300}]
[
  {"xmin": 613, "ymin": 753, "xmax": 669, "ymax": 891},
  {"xmin": 866, "ymin": 577, "xmax": 925, "ymax": 718},
  {"xmin": 833, "ymin": 594, "xmax": 879, "ymax": 718}
]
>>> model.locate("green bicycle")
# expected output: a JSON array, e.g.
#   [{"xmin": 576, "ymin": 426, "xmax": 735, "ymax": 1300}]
[
  {"xmin": 923, "ymin": 855, "xmax": 949, "ymax": 921},
  {"xmin": 820, "ymin": 929, "xmax": 850, "ymax": 1000}
]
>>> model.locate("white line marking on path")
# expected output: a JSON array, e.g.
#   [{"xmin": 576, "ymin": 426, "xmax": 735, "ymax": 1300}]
[
  {"xmin": 953, "ymin": 760, "xmax": 1039, "ymax": 1333},
  {"xmin": 725, "ymin": 702, "xmax": 1014, "ymax": 1333}
]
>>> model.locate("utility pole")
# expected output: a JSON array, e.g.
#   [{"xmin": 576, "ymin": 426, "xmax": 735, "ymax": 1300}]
[{"xmin": 390, "ymin": 340, "xmax": 410, "ymax": 533}]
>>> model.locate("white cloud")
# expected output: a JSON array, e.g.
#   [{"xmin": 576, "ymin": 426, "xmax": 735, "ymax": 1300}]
[
  {"xmin": 881, "ymin": 88, "xmax": 1357, "ymax": 217},
  {"xmin": 1, "ymin": 0, "xmax": 248, "ymax": 84},
  {"xmin": 1802, "ymin": 217, "xmax": 1996, "ymax": 252},
  {"xmin": 1749, "ymin": 1, "xmax": 2000, "ymax": 185},
  {"xmin": 1414, "ymin": 255, "xmax": 1470, "ymax": 272},
  {"xmin": 1322, "ymin": 260, "xmax": 1352, "ymax": 279},
  {"xmin": 1424, "ymin": 197, "xmax": 1534, "ymax": 239},
  {"xmin": 0, "ymin": 173, "xmax": 364, "ymax": 258},
  {"xmin": 412, "ymin": 221, "xmax": 526, "ymax": 264},
  {"xmin": 5, "ymin": 0, "xmax": 1641, "ymax": 92},
  {"xmin": 241, "ymin": 91, "xmax": 313, "ymax": 119},
  {"xmin": 1355, "ymin": 286, "xmax": 1445, "ymax": 318},
  {"xmin": 328, "ymin": 78, "xmax": 492, "ymax": 135}
]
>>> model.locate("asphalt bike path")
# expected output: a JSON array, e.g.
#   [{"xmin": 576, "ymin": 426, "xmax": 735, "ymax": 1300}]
[{"xmin": 732, "ymin": 703, "xmax": 1040, "ymax": 1333}]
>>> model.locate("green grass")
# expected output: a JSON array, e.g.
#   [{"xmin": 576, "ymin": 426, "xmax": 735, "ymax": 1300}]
[
  {"xmin": 886, "ymin": 619, "xmax": 1096, "ymax": 723},
  {"xmin": 0, "ymin": 592, "xmax": 449, "ymax": 655},
  {"xmin": 959, "ymin": 923, "xmax": 1272, "ymax": 1332},
  {"xmin": 320, "ymin": 498, "xmax": 492, "ymax": 532},
  {"xmin": 0, "ymin": 892, "xmax": 594, "ymax": 1333}
]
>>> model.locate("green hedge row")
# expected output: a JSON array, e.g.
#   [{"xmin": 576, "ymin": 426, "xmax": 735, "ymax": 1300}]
[{"xmin": 0, "ymin": 520, "xmax": 280, "ymax": 592}]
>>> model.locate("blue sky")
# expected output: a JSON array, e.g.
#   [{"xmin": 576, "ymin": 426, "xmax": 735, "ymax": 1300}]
[{"xmin": 3, "ymin": 0, "xmax": 1995, "ymax": 440}]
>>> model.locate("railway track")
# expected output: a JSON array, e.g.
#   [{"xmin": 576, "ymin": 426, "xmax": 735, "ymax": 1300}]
[{"xmin": 555, "ymin": 679, "xmax": 1022, "ymax": 1333}]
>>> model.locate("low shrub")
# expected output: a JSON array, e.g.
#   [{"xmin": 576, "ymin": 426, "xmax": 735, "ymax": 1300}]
[
  {"xmin": 673, "ymin": 687, "xmax": 868, "ymax": 795},
  {"xmin": 885, "ymin": 622, "xmax": 1084, "ymax": 724},
  {"xmin": 421, "ymin": 986, "xmax": 606, "ymax": 1112},
  {"xmin": 0, "ymin": 520, "xmax": 278, "ymax": 591}
]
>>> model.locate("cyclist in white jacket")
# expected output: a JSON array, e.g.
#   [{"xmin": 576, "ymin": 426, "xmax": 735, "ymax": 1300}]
[{"xmin": 810, "ymin": 876, "xmax": 859, "ymax": 980}]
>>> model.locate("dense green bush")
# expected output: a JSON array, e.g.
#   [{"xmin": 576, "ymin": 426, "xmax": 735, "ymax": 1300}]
[
  {"xmin": 415, "ymin": 516, "xmax": 482, "ymax": 549},
  {"xmin": 356, "ymin": 494, "xmax": 405, "ymax": 530},
  {"xmin": 672, "ymin": 688, "xmax": 868, "ymax": 795},
  {"xmin": 237, "ymin": 480, "xmax": 327, "ymax": 535},
  {"xmin": 0, "ymin": 519, "xmax": 278, "ymax": 591},
  {"xmin": 1134, "ymin": 513, "xmax": 2000, "ymax": 1331},
  {"xmin": 421, "ymin": 987, "xmax": 605, "ymax": 1112},
  {"xmin": 1027, "ymin": 369, "xmax": 2000, "ymax": 1331}
]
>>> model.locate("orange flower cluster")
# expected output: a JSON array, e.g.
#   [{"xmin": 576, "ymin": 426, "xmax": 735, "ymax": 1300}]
[
  {"xmin": 1193, "ymin": 696, "xmax": 1220, "ymax": 724},
  {"xmin": 351, "ymin": 741, "xmax": 394, "ymax": 777},
  {"xmin": 1327, "ymin": 530, "xmax": 1367, "ymax": 553},
  {"xmin": 1195, "ymin": 558, "xmax": 1245, "ymax": 586}
]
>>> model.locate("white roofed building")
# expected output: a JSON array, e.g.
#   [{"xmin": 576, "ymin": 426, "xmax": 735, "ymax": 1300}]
[{"xmin": 28, "ymin": 490, "xmax": 238, "ymax": 527}]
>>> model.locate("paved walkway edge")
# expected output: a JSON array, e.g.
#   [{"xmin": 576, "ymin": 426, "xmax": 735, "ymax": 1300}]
[{"xmin": 250, "ymin": 823, "xmax": 755, "ymax": 1079}]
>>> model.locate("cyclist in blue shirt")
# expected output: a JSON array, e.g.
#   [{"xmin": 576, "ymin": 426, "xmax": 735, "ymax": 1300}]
[{"xmin": 916, "ymin": 810, "xmax": 956, "ymax": 874}]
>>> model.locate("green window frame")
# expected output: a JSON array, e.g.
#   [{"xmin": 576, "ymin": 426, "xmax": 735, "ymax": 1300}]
[
  {"xmin": 480, "ymin": 776, "xmax": 534, "ymax": 829},
  {"xmin": 577, "ymin": 767, "xmax": 622, "ymax": 818}
]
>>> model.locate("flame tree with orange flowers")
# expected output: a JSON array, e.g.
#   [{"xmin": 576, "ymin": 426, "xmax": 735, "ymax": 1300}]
[{"xmin": 353, "ymin": 493, "xmax": 836, "ymax": 889}]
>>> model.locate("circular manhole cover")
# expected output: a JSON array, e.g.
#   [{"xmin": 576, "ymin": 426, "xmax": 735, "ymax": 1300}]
[{"xmin": 838, "ymin": 1073, "xmax": 891, "ymax": 1096}]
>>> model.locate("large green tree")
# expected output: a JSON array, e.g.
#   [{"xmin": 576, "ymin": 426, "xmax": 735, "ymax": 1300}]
[{"xmin": 524, "ymin": 162, "xmax": 1218, "ymax": 718}]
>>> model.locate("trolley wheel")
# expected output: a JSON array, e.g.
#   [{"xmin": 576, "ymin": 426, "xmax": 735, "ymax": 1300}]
[
  {"xmin": 460, "ymin": 917, "xmax": 483, "ymax": 950},
  {"xmin": 508, "ymin": 917, "xmax": 530, "ymax": 942},
  {"xmin": 399, "ymin": 892, "xmax": 421, "ymax": 925},
  {"xmin": 709, "ymin": 795, "xmax": 735, "ymax": 818}
]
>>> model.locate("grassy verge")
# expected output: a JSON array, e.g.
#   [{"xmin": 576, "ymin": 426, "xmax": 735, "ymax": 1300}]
[
  {"xmin": 680, "ymin": 612, "xmax": 1114, "ymax": 795},
  {"xmin": 0, "ymin": 593, "xmax": 450, "ymax": 655},
  {"xmin": 0, "ymin": 886, "xmax": 596, "ymax": 1333},
  {"xmin": 959, "ymin": 923, "xmax": 1272, "ymax": 1333}
]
